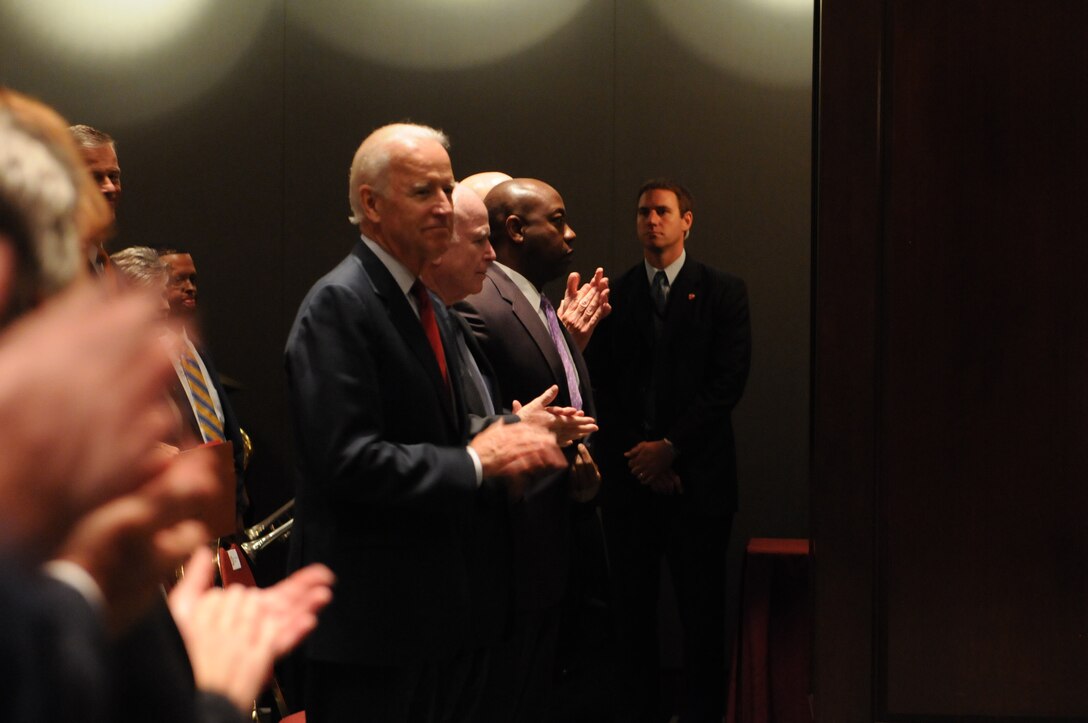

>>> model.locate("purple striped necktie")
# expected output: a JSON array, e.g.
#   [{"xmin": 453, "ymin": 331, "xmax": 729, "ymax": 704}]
[{"xmin": 539, "ymin": 295, "xmax": 583, "ymax": 410}]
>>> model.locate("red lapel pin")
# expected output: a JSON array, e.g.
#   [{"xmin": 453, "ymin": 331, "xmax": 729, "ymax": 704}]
[{"xmin": 688, "ymin": 293, "xmax": 696, "ymax": 301}]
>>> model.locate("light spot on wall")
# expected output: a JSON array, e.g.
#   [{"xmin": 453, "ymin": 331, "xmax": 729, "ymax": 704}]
[
  {"xmin": 0, "ymin": 0, "xmax": 272, "ymax": 124},
  {"xmin": 4, "ymin": 0, "xmax": 214, "ymax": 61},
  {"xmin": 290, "ymin": 0, "xmax": 590, "ymax": 71},
  {"xmin": 646, "ymin": 0, "xmax": 813, "ymax": 88}
]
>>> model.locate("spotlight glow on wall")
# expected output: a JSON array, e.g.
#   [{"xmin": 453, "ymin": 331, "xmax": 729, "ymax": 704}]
[
  {"xmin": 291, "ymin": 0, "xmax": 591, "ymax": 71},
  {"xmin": 4, "ymin": 0, "xmax": 214, "ymax": 61},
  {"xmin": 647, "ymin": 0, "xmax": 813, "ymax": 88},
  {"xmin": 0, "ymin": 0, "xmax": 272, "ymax": 124}
]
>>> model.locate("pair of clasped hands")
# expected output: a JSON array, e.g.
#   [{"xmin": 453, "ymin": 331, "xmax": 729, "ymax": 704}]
[{"xmin": 467, "ymin": 269, "xmax": 611, "ymax": 501}]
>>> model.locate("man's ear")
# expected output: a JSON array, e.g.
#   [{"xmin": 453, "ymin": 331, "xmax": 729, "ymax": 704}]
[
  {"xmin": 359, "ymin": 185, "xmax": 382, "ymax": 224},
  {"xmin": 505, "ymin": 215, "xmax": 525, "ymax": 244},
  {"xmin": 681, "ymin": 210, "xmax": 693, "ymax": 239}
]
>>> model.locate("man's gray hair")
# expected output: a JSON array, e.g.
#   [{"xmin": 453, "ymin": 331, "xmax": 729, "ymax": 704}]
[
  {"xmin": 0, "ymin": 107, "xmax": 82, "ymax": 319},
  {"xmin": 68, "ymin": 124, "xmax": 115, "ymax": 150},
  {"xmin": 347, "ymin": 122, "xmax": 449, "ymax": 226},
  {"xmin": 110, "ymin": 246, "xmax": 169, "ymax": 288}
]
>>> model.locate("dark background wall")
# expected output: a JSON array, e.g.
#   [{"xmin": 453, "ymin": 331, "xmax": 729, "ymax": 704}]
[
  {"xmin": 813, "ymin": 0, "xmax": 1088, "ymax": 719},
  {"xmin": 1, "ymin": 0, "xmax": 812, "ymax": 660}
]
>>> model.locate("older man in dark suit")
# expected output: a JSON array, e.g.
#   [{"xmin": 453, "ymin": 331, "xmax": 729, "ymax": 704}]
[
  {"xmin": 586, "ymin": 179, "xmax": 751, "ymax": 723},
  {"xmin": 422, "ymin": 182, "xmax": 601, "ymax": 721},
  {"xmin": 460, "ymin": 178, "xmax": 606, "ymax": 721},
  {"xmin": 285, "ymin": 125, "xmax": 565, "ymax": 723}
]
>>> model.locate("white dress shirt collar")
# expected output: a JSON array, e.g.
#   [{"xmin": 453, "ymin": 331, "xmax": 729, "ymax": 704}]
[
  {"xmin": 644, "ymin": 249, "xmax": 687, "ymax": 288},
  {"xmin": 494, "ymin": 261, "xmax": 548, "ymax": 327},
  {"xmin": 361, "ymin": 234, "xmax": 423, "ymax": 316}
]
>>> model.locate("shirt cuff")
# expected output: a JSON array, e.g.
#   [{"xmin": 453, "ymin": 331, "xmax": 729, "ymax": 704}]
[
  {"xmin": 43, "ymin": 559, "xmax": 106, "ymax": 615},
  {"xmin": 466, "ymin": 446, "xmax": 484, "ymax": 487}
]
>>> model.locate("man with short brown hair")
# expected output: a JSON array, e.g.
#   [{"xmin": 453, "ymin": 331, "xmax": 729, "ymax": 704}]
[
  {"xmin": 68, "ymin": 124, "xmax": 120, "ymax": 272},
  {"xmin": 69, "ymin": 124, "xmax": 121, "ymax": 216},
  {"xmin": 587, "ymin": 179, "xmax": 752, "ymax": 723}
]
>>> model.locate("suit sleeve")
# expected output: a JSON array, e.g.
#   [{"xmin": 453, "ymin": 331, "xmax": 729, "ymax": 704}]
[
  {"xmin": 667, "ymin": 276, "xmax": 752, "ymax": 453},
  {"xmin": 286, "ymin": 282, "xmax": 477, "ymax": 507},
  {"xmin": 1, "ymin": 571, "xmax": 111, "ymax": 723}
]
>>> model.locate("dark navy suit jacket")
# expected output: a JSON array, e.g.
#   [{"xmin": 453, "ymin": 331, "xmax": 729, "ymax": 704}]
[
  {"xmin": 586, "ymin": 255, "xmax": 751, "ymax": 515},
  {"xmin": 285, "ymin": 240, "xmax": 481, "ymax": 666}
]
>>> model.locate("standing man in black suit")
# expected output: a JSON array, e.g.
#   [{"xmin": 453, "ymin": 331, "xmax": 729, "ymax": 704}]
[
  {"xmin": 158, "ymin": 247, "xmax": 249, "ymax": 526},
  {"xmin": 461, "ymin": 178, "xmax": 605, "ymax": 721},
  {"xmin": 586, "ymin": 179, "xmax": 751, "ymax": 722},
  {"xmin": 285, "ymin": 124, "xmax": 565, "ymax": 723}
]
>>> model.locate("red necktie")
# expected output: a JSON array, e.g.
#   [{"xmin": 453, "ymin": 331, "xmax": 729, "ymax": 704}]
[{"xmin": 410, "ymin": 280, "xmax": 449, "ymax": 389}]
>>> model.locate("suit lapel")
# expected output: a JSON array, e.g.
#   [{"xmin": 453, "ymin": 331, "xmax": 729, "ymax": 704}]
[
  {"xmin": 353, "ymin": 242, "xmax": 458, "ymax": 431},
  {"xmin": 170, "ymin": 376, "xmax": 203, "ymax": 444},
  {"xmin": 487, "ymin": 266, "xmax": 571, "ymax": 402}
]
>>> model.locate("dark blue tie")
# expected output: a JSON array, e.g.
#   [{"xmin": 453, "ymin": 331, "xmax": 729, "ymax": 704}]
[{"xmin": 651, "ymin": 270, "xmax": 669, "ymax": 317}]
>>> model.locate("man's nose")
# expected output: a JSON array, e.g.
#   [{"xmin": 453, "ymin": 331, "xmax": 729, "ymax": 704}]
[{"xmin": 435, "ymin": 192, "xmax": 452, "ymax": 215}]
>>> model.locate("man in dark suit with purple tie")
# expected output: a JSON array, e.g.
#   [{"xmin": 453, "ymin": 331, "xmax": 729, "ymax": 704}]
[{"xmin": 460, "ymin": 178, "xmax": 604, "ymax": 721}]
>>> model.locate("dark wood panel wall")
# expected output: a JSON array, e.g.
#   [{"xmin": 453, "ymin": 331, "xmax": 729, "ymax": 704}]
[{"xmin": 814, "ymin": 1, "xmax": 1088, "ymax": 720}]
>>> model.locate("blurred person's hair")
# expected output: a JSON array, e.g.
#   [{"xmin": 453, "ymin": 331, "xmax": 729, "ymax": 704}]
[
  {"xmin": 111, "ymin": 246, "xmax": 169, "ymax": 289},
  {"xmin": 0, "ymin": 89, "xmax": 110, "ymax": 323},
  {"xmin": 68, "ymin": 123, "xmax": 115, "ymax": 150}
]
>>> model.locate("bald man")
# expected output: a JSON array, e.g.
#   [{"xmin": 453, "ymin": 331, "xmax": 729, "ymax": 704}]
[
  {"xmin": 460, "ymin": 171, "xmax": 512, "ymax": 205},
  {"xmin": 286, "ymin": 126, "xmax": 565, "ymax": 723},
  {"xmin": 421, "ymin": 186, "xmax": 599, "ymax": 707},
  {"xmin": 460, "ymin": 178, "xmax": 603, "ymax": 721},
  {"xmin": 461, "ymin": 172, "xmax": 611, "ymax": 351}
]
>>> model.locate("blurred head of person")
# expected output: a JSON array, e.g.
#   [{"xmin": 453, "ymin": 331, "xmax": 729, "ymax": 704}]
[{"xmin": 0, "ymin": 87, "xmax": 109, "ymax": 325}]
